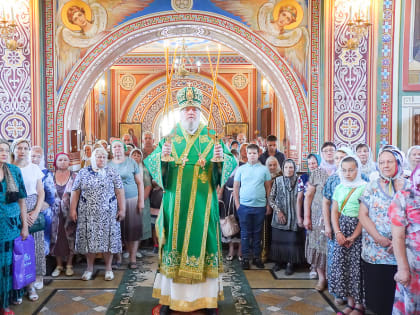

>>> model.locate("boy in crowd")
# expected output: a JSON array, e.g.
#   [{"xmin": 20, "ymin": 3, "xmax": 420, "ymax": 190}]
[{"xmin": 233, "ymin": 144, "xmax": 272, "ymax": 270}]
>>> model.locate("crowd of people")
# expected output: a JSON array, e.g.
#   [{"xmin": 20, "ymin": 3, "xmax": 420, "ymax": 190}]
[
  {"xmin": 0, "ymin": 132, "xmax": 163, "ymax": 315},
  {"xmin": 0, "ymin": 129, "xmax": 419, "ymax": 314},
  {"xmin": 220, "ymin": 137, "xmax": 420, "ymax": 315}
]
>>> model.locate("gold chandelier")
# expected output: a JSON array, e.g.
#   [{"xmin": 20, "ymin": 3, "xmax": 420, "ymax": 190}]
[
  {"xmin": 0, "ymin": 6, "xmax": 20, "ymax": 50},
  {"xmin": 345, "ymin": 1, "xmax": 371, "ymax": 50},
  {"xmin": 174, "ymin": 39, "xmax": 201, "ymax": 77}
]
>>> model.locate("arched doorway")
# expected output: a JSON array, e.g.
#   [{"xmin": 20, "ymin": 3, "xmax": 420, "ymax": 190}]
[{"xmin": 55, "ymin": 12, "xmax": 311, "ymax": 164}]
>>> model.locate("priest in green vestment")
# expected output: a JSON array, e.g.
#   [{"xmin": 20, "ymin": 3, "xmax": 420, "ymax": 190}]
[{"xmin": 144, "ymin": 86, "xmax": 237, "ymax": 314}]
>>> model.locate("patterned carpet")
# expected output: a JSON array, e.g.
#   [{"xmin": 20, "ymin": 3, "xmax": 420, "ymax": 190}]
[{"xmin": 16, "ymin": 250, "xmax": 369, "ymax": 315}]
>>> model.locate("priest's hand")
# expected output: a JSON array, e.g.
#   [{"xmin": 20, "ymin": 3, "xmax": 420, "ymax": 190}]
[
  {"xmin": 162, "ymin": 141, "xmax": 172, "ymax": 156},
  {"xmin": 213, "ymin": 144, "xmax": 223, "ymax": 160}
]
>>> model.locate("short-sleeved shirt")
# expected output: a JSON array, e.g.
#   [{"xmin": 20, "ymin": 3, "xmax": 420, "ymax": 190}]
[
  {"xmin": 359, "ymin": 179, "xmax": 408, "ymax": 265},
  {"xmin": 234, "ymin": 162, "xmax": 271, "ymax": 207},
  {"xmin": 332, "ymin": 183, "xmax": 366, "ymax": 217},
  {"xmin": 108, "ymin": 158, "xmax": 140, "ymax": 199},
  {"xmin": 20, "ymin": 163, "xmax": 44, "ymax": 195}
]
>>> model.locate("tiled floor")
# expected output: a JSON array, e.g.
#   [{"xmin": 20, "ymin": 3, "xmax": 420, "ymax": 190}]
[{"xmin": 11, "ymin": 251, "xmax": 361, "ymax": 314}]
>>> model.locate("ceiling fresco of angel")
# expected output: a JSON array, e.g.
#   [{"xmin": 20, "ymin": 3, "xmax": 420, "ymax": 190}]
[
  {"xmin": 55, "ymin": 0, "xmax": 154, "ymax": 90},
  {"xmin": 210, "ymin": 0, "xmax": 309, "ymax": 94}
]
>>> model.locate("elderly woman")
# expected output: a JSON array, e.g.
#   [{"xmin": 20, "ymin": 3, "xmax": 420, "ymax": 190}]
[
  {"xmin": 130, "ymin": 148, "xmax": 152, "ymax": 254},
  {"xmin": 11, "ymin": 139, "xmax": 45, "ymax": 301},
  {"xmin": 69, "ymin": 147, "xmax": 125, "ymax": 281},
  {"xmin": 303, "ymin": 154, "xmax": 329, "ymax": 288},
  {"xmin": 355, "ymin": 143, "xmax": 376, "ymax": 178},
  {"xmin": 359, "ymin": 147, "xmax": 407, "ymax": 315},
  {"xmin": 266, "ymin": 156, "xmax": 281, "ymax": 179},
  {"xmin": 389, "ymin": 164, "xmax": 420, "ymax": 315},
  {"xmin": 404, "ymin": 145, "xmax": 420, "ymax": 176},
  {"xmin": 0, "ymin": 139, "xmax": 28, "ymax": 315},
  {"xmin": 261, "ymin": 156, "xmax": 282, "ymax": 262},
  {"xmin": 108, "ymin": 140, "xmax": 144, "ymax": 269},
  {"xmin": 81, "ymin": 144, "xmax": 92, "ymax": 168},
  {"xmin": 31, "ymin": 146, "xmax": 56, "ymax": 255},
  {"xmin": 51, "ymin": 153, "xmax": 77, "ymax": 277},
  {"xmin": 269, "ymin": 159, "xmax": 305, "ymax": 275}
]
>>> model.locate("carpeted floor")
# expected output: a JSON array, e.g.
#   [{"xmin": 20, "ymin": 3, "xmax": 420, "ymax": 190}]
[{"xmin": 17, "ymin": 250, "xmax": 374, "ymax": 314}]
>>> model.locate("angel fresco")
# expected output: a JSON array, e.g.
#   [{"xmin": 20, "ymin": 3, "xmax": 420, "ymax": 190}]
[
  {"xmin": 55, "ymin": 0, "xmax": 154, "ymax": 90},
  {"xmin": 211, "ymin": 0, "xmax": 309, "ymax": 93}
]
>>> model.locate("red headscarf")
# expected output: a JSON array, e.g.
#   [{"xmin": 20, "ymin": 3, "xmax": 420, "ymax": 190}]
[{"xmin": 54, "ymin": 152, "xmax": 70, "ymax": 169}]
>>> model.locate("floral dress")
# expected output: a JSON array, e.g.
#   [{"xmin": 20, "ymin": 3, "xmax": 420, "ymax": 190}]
[
  {"xmin": 72, "ymin": 166, "xmax": 123, "ymax": 254},
  {"xmin": 389, "ymin": 190, "xmax": 420, "ymax": 314},
  {"xmin": 305, "ymin": 168, "xmax": 329, "ymax": 268}
]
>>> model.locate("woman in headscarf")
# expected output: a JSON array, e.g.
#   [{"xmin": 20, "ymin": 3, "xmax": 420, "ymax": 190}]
[
  {"xmin": 355, "ymin": 143, "xmax": 376, "ymax": 178},
  {"xmin": 303, "ymin": 154, "xmax": 329, "ymax": 289},
  {"xmin": 404, "ymin": 145, "xmax": 420, "ymax": 176},
  {"xmin": 50, "ymin": 153, "xmax": 77, "ymax": 277},
  {"xmin": 108, "ymin": 140, "xmax": 144, "ymax": 269},
  {"xmin": 80, "ymin": 144, "xmax": 92, "ymax": 168},
  {"xmin": 269, "ymin": 159, "xmax": 305, "ymax": 275},
  {"xmin": 261, "ymin": 156, "xmax": 282, "ymax": 262},
  {"xmin": 388, "ymin": 163, "xmax": 420, "ymax": 315},
  {"xmin": 329, "ymin": 156, "xmax": 367, "ymax": 315},
  {"xmin": 0, "ymin": 139, "xmax": 28, "ymax": 314},
  {"xmin": 11, "ymin": 139, "xmax": 45, "ymax": 301},
  {"xmin": 70, "ymin": 147, "xmax": 125, "ymax": 281},
  {"xmin": 31, "ymin": 146, "xmax": 56, "ymax": 256},
  {"xmin": 359, "ymin": 147, "xmax": 407, "ymax": 315},
  {"xmin": 130, "ymin": 148, "xmax": 152, "ymax": 257},
  {"xmin": 322, "ymin": 147, "xmax": 354, "ymax": 305}
]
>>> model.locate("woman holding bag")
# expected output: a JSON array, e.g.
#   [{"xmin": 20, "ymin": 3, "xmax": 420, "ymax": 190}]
[
  {"xmin": 11, "ymin": 139, "xmax": 45, "ymax": 302},
  {"xmin": 0, "ymin": 139, "xmax": 28, "ymax": 315}
]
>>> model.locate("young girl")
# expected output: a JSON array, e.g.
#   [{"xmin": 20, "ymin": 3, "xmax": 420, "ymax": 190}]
[{"xmin": 330, "ymin": 156, "xmax": 367, "ymax": 315}]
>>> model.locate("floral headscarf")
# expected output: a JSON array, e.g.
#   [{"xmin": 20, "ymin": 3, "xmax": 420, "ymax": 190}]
[{"xmin": 378, "ymin": 147, "xmax": 404, "ymax": 194}]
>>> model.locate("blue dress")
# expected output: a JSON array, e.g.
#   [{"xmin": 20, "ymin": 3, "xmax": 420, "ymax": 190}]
[{"xmin": 0, "ymin": 164, "xmax": 27, "ymax": 308}]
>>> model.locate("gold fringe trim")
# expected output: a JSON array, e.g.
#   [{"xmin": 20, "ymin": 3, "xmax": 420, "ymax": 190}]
[{"xmin": 152, "ymin": 288, "xmax": 224, "ymax": 312}]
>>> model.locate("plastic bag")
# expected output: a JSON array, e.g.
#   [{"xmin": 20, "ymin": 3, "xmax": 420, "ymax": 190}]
[{"xmin": 13, "ymin": 235, "xmax": 36, "ymax": 290}]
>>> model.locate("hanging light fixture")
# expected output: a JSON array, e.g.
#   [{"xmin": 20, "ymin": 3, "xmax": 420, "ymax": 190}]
[
  {"xmin": 174, "ymin": 38, "xmax": 201, "ymax": 77},
  {"xmin": 346, "ymin": 1, "xmax": 371, "ymax": 50},
  {"xmin": 0, "ymin": 5, "xmax": 20, "ymax": 50}
]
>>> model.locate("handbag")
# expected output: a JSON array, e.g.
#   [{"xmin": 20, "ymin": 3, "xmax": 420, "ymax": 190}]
[
  {"xmin": 28, "ymin": 211, "xmax": 45, "ymax": 234},
  {"xmin": 13, "ymin": 235, "xmax": 36, "ymax": 289},
  {"xmin": 219, "ymin": 200, "xmax": 240, "ymax": 237}
]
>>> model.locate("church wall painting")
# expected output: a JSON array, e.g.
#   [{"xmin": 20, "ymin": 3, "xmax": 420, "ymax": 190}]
[
  {"xmin": 0, "ymin": 1, "xmax": 32, "ymax": 141},
  {"xmin": 45, "ymin": 0, "xmax": 319, "ymax": 167},
  {"xmin": 403, "ymin": 0, "xmax": 420, "ymax": 91},
  {"xmin": 55, "ymin": 0, "xmax": 154, "ymax": 90}
]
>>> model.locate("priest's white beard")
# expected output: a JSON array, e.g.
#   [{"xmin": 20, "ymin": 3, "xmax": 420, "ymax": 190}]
[{"xmin": 180, "ymin": 116, "xmax": 200, "ymax": 135}]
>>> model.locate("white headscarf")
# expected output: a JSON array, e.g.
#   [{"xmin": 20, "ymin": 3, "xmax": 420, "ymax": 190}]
[
  {"xmin": 90, "ymin": 147, "xmax": 107, "ymax": 177},
  {"xmin": 338, "ymin": 155, "xmax": 366, "ymax": 188},
  {"xmin": 405, "ymin": 145, "xmax": 420, "ymax": 172},
  {"xmin": 357, "ymin": 145, "xmax": 376, "ymax": 177}
]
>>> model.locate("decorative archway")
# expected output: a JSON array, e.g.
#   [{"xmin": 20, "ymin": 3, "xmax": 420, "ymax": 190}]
[{"xmin": 55, "ymin": 12, "xmax": 311, "ymax": 164}]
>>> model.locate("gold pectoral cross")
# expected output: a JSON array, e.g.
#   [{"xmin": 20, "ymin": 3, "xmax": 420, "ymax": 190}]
[
  {"xmin": 198, "ymin": 154, "xmax": 206, "ymax": 170},
  {"xmin": 181, "ymin": 155, "xmax": 189, "ymax": 168}
]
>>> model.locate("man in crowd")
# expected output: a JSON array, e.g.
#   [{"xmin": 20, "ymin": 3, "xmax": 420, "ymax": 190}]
[
  {"xmin": 122, "ymin": 133, "xmax": 132, "ymax": 145},
  {"xmin": 233, "ymin": 144, "xmax": 272, "ymax": 270},
  {"xmin": 237, "ymin": 132, "xmax": 247, "ymax": 145},
  {"xmin": 258, "ymin": 134, "xmax": 285, "ymax": 166},
  {"xmin": 144, "ymin": 86, "xmax": 236, "ymax": 315}
]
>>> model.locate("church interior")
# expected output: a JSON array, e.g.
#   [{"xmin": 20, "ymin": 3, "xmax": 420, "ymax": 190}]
[{"xmin": 0, "ymin": 0, "xmax": 419, "ymax": 314}]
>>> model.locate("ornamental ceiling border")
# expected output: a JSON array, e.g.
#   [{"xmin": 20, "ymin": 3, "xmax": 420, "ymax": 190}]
[
  {"xmin": 43, "ymin": 8, "xmax": 320, "ymax": 166},
  {"xmin": 125, "ymin": 78, "xmax": 243, "ymax": 130}
]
